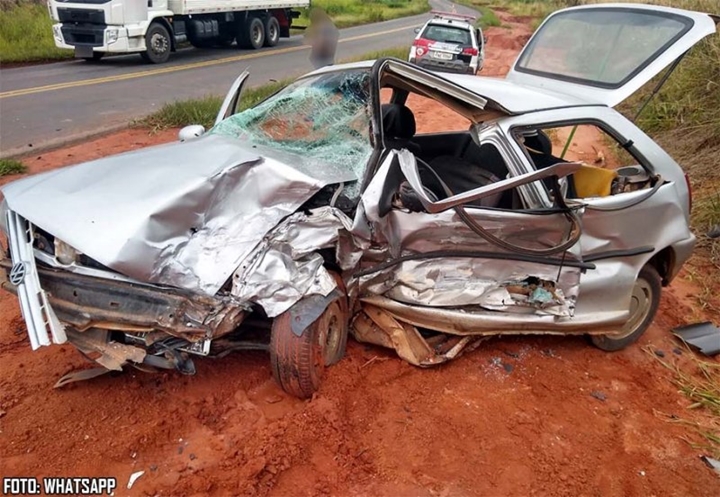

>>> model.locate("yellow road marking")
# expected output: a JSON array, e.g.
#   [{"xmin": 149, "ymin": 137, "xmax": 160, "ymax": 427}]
[{"xmin": 0, "ymin": 24, "xmax": 415, "ymax": 99}]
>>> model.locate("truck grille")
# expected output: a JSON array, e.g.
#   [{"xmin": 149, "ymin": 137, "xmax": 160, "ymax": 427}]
[{"xmin": 57, "ymin": 8, "xmax": 105, "ymax": 24}]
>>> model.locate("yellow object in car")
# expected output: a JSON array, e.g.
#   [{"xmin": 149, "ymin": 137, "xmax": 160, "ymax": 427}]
[{"xmin": 573, "ymin": 164, "xmax": 618, "ymax": 198}]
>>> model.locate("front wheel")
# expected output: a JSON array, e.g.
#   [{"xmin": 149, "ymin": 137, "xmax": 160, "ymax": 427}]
[
  {"xmin": 270, "ymin": 279, "xmax": 349, "ymax": 399},
  {"xmin": 141, "ymin": 23, "xmax": 171, "ymax": 64},
  {"xmin": 590, "ymin": 265, "xmax": 661, "ymax": 351}
]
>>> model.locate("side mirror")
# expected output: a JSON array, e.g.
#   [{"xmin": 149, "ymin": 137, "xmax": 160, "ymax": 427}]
[
  {"xmin": 414, "ymin": 27, "xmax": 421, "ymax": 34},
  {"xmin": 178, "ymin": 125, "xmax": 206, "ymax": 142}
]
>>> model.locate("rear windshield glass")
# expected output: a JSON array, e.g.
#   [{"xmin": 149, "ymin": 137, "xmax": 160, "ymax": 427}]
[
  {"xmin": 421, "ymin": 24, "xmax": 472, "ymax": 46},
  {"xmin": 515, "ymin": 8, "xmax": 693, "ymax": 88}
]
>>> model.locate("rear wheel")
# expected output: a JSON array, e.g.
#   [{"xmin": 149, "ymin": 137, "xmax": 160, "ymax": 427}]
[
  {"xmin": 590, "ymin": 265, "xmax": 661, "ymax": 351},
  {"xmin": 270, "ymin": 275, "xmax": 349, "ymax": 399},
  {"xmin": 236, "ymin": 16, "xmax": 265, "ymax": 49},
  {"xmin": 264, "ymin": 16, "xmax": 280, "ymax": 47},
  {"xmin": 141, "ymin": 23, "xmax": 171, "ymax": 64}
]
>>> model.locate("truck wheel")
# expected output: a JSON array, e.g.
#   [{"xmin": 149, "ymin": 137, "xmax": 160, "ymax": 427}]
[
  {"xmin": 264, "ymin": 16, "xmax": 280, "ymax": 47},
  {"xmin": 237, "ymin": 16, "xmax": 265, "ymax": 49},
  {"xmin": 269, "ymin": 275, "xmax": 349, "ymax": 399},
  {"xmin": 141, "ymin": 23, "xmax": 171, "ymax": 64},
  {"xmin": 590, "ymin": 265, "xmax": 661, "ymax": 351}
]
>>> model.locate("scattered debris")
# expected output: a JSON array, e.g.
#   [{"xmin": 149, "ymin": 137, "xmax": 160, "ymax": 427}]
[
  {"xmin": 127, "ymin": 471, "xmax": 144, "ymax": 490},
  {"xmin": 591, "ymin": 391, "xmax": 607, "ymax": 402},
  {"xmin": 189, "ymin": 453, "xmax": 197, "ymax": 461},
  {"xmin": 503, "ymin": 363, "xmax": 514, "ymax": 373},
  {"xmin": 701, "ymin": 456, "xmax": 720, "ymax": 476},
  {"xmin": 654, "ymin": 349, "xmax": 665, "ymax": 358},
  {"xmin": 0, "ymin": 409, "xmax": 5, "ymax": 418},
  {"xmin": 265, "ymin": 395, "xmax": 283, "ymax": 404},
  {"xmin": 673, "ymin": 348, "xmax": 682, "ymax": 355},
  {"xmin": 178, "ymin": 446, "xmax": 184, "ymax": 455},
  {"xmin": 639, "ymin": 470, "xmax": 646, "ymax": 477},
  {"xmin": 672, "ymin": 322, "xmax": 720, "ymax": 356},
  {"xmin": 149, "ymin": 464, "xmax": 158, "ymax": 472}
]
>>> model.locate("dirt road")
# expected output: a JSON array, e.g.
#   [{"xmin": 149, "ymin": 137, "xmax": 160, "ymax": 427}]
[{"xmin": 1, "ymin": 10, "xmax": 718, "ymax": 497}]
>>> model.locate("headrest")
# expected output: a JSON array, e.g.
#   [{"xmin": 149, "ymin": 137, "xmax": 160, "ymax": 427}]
[{"xmin": 381, "ymin": 103, "xmax": 416, "ymax": 141}]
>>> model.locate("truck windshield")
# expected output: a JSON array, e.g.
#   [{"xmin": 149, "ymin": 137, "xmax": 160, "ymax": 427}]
[{"xmin": 211, "ymin": 69, "xmax": 373, "ymax": 191}]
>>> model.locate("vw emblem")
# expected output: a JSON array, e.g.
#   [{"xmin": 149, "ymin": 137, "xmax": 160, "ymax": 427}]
[{"xmin": 9, "ymin": 262, "xmax": 27, "ymax": 286}]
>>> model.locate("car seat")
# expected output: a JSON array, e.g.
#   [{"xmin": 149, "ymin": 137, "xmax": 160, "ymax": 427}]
[{"xmin": 381, "ymin": 103, "xmax": 422, "ymax": 156}]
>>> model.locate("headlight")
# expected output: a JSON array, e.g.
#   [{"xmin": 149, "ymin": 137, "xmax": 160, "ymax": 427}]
[
  {"xmin": 54, "ymin": 239, "xmax": 78, "ymax": 265},
  {"xmin": 106, "ymin": 28, "xmax": 119, "ymax": 44},
  {"xmin": 52, "ymin": 25, "xmax": 63, "ymax": 43}
]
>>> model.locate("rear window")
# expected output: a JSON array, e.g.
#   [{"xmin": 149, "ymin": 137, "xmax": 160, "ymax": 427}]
[
  {"xmin": 515, "ymin": 8, "xmax": 693, "ymax": 88},
  {"xmin": 421, "ymin": 24, "xmax": 472, "ymax": 46}
]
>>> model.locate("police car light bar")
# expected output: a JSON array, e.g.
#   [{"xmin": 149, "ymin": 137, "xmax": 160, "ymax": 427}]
[{"xmin": 430, "ymin": 10, "xmax": 477, "ymax": 22}]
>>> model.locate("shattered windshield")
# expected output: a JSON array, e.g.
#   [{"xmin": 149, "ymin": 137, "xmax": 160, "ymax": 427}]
[{"xmin": 211, "ymin": 69, "xmax": 373, "ymax": 194}]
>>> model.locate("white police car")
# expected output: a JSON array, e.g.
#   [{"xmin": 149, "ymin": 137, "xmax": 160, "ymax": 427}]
[{"xmin": 408, "ymin": 11, "xmax": 486, "ymax": 75}]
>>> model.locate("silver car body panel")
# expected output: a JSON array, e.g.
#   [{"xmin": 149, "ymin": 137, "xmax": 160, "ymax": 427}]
[
  {"xmin": 1, "ymin": 134, "xmax": 357, "ymax": 296},
  {"xmin": 498, "ymin": 105, "xmax": 695, "ymax": 319}
]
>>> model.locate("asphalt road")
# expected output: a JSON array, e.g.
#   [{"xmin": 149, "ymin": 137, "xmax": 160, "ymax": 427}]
[{"xmin": 0, "ymin": 0, "xmax": 478, "ymax": 158}]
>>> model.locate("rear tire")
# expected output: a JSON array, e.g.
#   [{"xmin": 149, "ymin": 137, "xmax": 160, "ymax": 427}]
[
  {"xmin": 264, "ymin": 16, "xmax": 280, "ymax": 47},
  {"xmin": 141, "ymin": 23, "xmax": 171, "ymax": 64},
  {"xmin": 269, "ymin": 275, "xmax": 349, "ymax": 399},
  {"xmin": 236, "ymin": 16, "xmax": 265, "ymax": 49},
  {"xmin": 590, "ymin": 265, "xmax": 661, "ymax": 351}
]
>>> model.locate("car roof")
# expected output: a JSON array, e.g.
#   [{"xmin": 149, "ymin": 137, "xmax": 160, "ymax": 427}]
[
  {"xmin": 423, "ymin": 18, "xmax": 474, "ymax": 30},
  {"xmin": 307, "ymin": 61, "xmax": 594, "ymax": 115}
]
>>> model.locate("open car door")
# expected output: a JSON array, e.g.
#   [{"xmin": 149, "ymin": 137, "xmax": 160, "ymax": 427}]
[{"xmin": 506, "ymin": 4, "xmax": 719, "ymax": 107}]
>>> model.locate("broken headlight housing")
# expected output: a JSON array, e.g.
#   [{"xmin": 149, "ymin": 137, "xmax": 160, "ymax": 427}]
[{"xmin": 54, "ymin": 238, "xmax": 79, "ymax": 265}]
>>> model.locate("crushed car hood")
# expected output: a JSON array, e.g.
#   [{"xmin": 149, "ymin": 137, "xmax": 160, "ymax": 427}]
[{"xmin": 1, "ymin": 133, "xmax": 356, "ymax": 295}]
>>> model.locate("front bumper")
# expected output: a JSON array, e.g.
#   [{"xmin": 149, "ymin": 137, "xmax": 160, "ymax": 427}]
[
  {"xmin": 1, "ymin": 212, "xmax": 247, "ymax": 349},
  {"xmin": 53, "ymin": 23, "xmax": 141, "ymax": 53}
]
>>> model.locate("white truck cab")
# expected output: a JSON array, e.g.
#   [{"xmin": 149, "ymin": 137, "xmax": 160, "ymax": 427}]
[{"xmin": 48, "ymin": 0, "xmax": 310, "ymax": 63}]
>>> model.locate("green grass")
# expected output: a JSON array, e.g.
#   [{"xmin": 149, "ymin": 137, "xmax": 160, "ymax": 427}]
[
  {"xmin": 295, "ymin": 0, "xmax": 430, "ymax": 29},
  {"xmin": 453, "ymin": 2, "xmax": 503, "ymax": 29},
  {"xmin": 0, "ymin": 159, "xmax": 28, "ymax": 176},
  {"xmin": 139, "ymin": 46, "xmax": 407, "ymax": 130},
  {"xmin": 0, "ymin": 2, "xmax": 73, "ymax": 64}
]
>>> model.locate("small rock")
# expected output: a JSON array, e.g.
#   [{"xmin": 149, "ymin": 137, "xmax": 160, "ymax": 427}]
[
  {"xmin": 149, "ymin": 464, "xmax": 158, "ymax": 472},
  {"xmin": 503, "ymin": 363, "xmax": 514, "ymax": 373},
  {"xmin": 189, "ymin": 453, "xmax": 197, "ymax": 461},
  {"xmin": 0, "ymin": 410, "xmax": 6, "ymax": 419},
  {"xmin": 673, "ymin": 348, "xmax": 682, "ymax": 355},
  {"xmin": 503, "ymin": 350, "xmax": 519, "ymax": 358},
  {"xmin": 591, "ymin": 391, "xmax": 607, "ymax": 402},
  {"xmin": 178, "ymin": 446, "xmax": 184, "ymax": 455},
  {"xmin": 654, "ymin": 349, "xmax": 665, "ymax": 358},
  {"xmin": 265, "ymin": 395, "xmax": 283, "ymax": 404},
  {"xmin": 639, "ymin": 470, "xmax": 646, "ymax": 477}
]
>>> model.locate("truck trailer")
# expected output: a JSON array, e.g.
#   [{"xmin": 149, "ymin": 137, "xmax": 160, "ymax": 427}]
[{"xmin": 48, "ymin": 0, "xmax": 311, "ymax": 64}]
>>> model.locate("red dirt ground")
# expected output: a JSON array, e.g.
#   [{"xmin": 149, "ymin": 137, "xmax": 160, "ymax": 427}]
[{"xmin": 1, "ymin": 10, "xmax": 718, "ymax": 496}]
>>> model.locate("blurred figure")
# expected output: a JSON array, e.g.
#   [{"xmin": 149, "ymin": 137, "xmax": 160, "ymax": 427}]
[{"xmin": 305, "ymin": 8, "xmax": 339, "ymax": 69}]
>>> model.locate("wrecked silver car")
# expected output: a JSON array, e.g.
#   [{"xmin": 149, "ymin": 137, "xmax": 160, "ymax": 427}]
[{"xmin": 1, "ymin": 4, "xmax": 717, "ymax": 398}]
